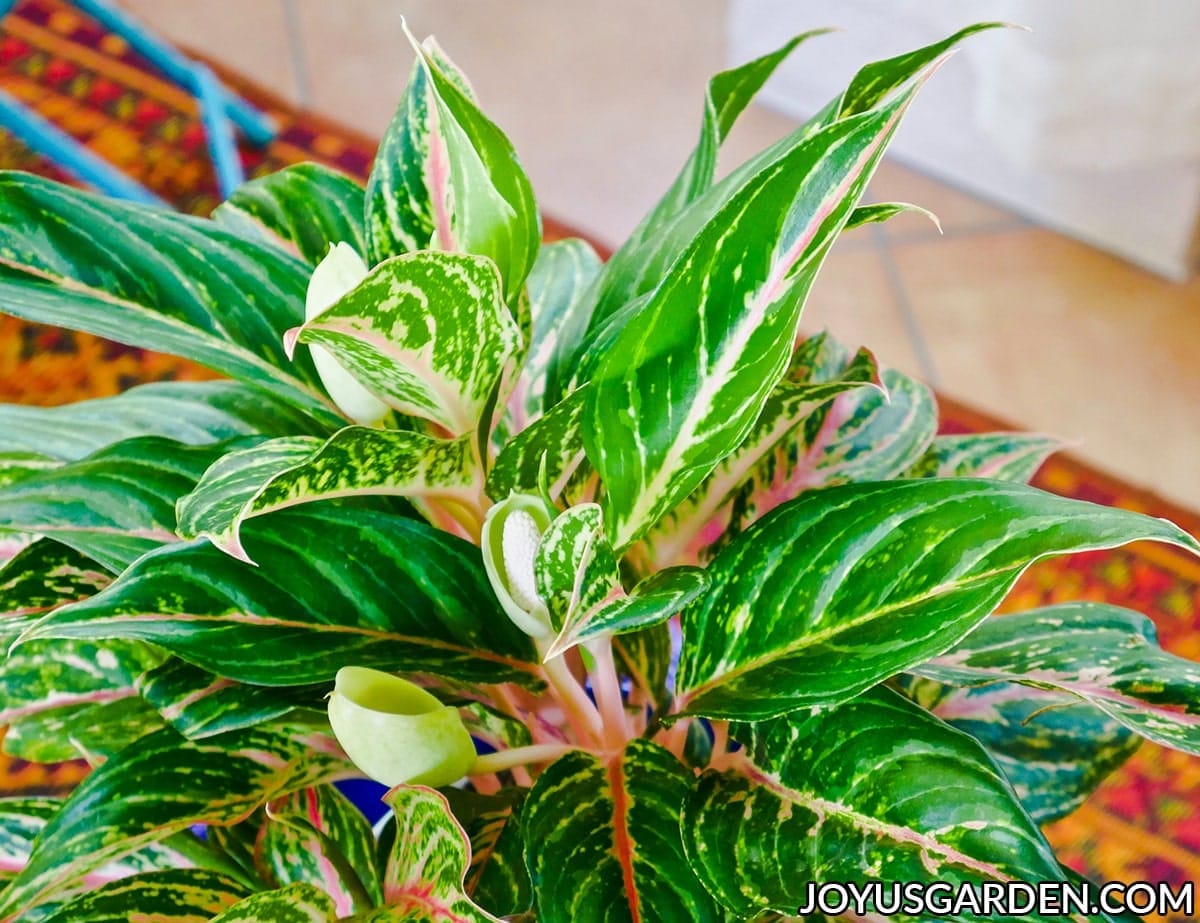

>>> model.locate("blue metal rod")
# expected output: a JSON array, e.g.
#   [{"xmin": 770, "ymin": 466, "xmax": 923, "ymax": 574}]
[
  {"xmin": 68, "ymin": 0, "xmax": 277, "ymax": 147},
  {"xmin": 191, "ymin": 63, "xmax": 245, "ymax": 197},
  {"xmin": 0, "ymin": 88, "xmax": 167, "ymax": 206}
]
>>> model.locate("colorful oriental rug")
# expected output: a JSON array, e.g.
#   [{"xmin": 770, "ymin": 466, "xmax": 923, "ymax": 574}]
[{"xmin": 1, "ymin": 0, "xmax": 1196, "ymax": 916}]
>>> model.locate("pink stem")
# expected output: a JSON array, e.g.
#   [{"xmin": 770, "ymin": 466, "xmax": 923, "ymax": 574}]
[{"xmin": 587, "ymin": 637, "xmax": 630, "ymax": 752}]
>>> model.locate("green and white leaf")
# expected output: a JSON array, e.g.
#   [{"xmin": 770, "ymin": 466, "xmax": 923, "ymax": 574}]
[
  {"xmin": 372, "ymin": 786, "xmax": 501, "ymax": 922},
  {"xmin": 259, "ymin": 786, "xmax": 382, "ymax": 915},
  {"xmin": 487, "ymin": 386, "xmax": 589, "ymax": 502},
  {"xmin": 845, "ymin": 200, "xmax": 941, "ymax": 231},
  {"xmin": 287, "ymin": 252, "xmax": 521, "ymax": 437},
  {"xmin": 38, "ymin": 868, "xmax": 251, "ymax": 923},
  {"xmin": 0, "ymin": 453, "xmax": 57, "ymax": 489},
  {"xmin": 901, "ymin": 676, "xmax": 1141, "ymax": 824},
  {"xmin": 533, "ymin": 503, "xmax": 620, "ymax": 635},
  {"xmin": 210, "ymin": 883, "xmax": 337, "ymax": 923},
  {"xmin": 20, "ymin": 508, "xmax": 538, "ymax": 687},
  {"xmin": 522, "ymin": 740, "xmax": 721, "ymax": 923},
  {"xmin": 214, "ymin": 162, "xmax": 367, "ymax": 265},
  {"xmin": 139, "ymin": 659, "xmax": 324, "ymax": 740},
  {"xmin": 678, "ymin": 479, "xmax": 1200, "ymax": 720},
  {"xmin": 911, "ymin": 603, "xmax": 1200, "ymax": 754},
  {"xmin": 682, "ymin": 688, "xmax": 1079, "ymax": 919},
  {"xmin": 905, "ymin": 431, "xmax": 1061, "ymax": 482},
  {"xmin": 0, "ymin": 798, "xmax": 56, "ymax": 881},
  {"xmin": 0, "ymin": 381, "xmax": 328, "ymax": 462},
  {"xmin": 0, "ymin": 540, "xmax": 109, "ymax": 624},
  {"xmin": 584, "ymin": 86, "xmax": 921, "ymax": 550},
  {"xmin": 177, "ymin": 429, "xmax": 480, "ymax": 562},
  {"xmin": 2, "ymin": 695, "xmax": 165, "ymax": 764},
  {"xmin": 0, "ymin": 173, "xmax": 337, "ymax": 424},
  {"xmin": 456, "ymin": 701, "xmax": 532, "ymax": 752},
  {"xmin": 0, "ymin": 719, "xmax": 350, "ymax": 918},
  {"xmin": 0, "ymin": 437, "xmax": 228, "ymax": 572},
  {"xmin": 365, "ymin": 35, "xmax": 539, "ymax": 300},
  {"xmin": 644, "ymin": 335, "xmax": 884, "ymax": 567},
  {"xmin": 455, "ymin": 792, "xmax": 530, "ymax": 917}
]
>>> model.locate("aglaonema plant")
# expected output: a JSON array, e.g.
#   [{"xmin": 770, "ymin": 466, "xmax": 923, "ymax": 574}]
[{"xmin": 0, "ymin": 21, "xmax": 1197, "ymax": 923}]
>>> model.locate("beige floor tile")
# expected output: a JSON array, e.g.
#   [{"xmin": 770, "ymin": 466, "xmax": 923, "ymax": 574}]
[
  {"xmin": 799, "ymin": 243, "xmax": 926, "ymax": 379},
  {"xmin": 116, "ymin": 0, "xmax": 299, "ymax": 104},
  {"xmin": 892, "ymin": 227, "xmax": 1200, "ymax": 509}
]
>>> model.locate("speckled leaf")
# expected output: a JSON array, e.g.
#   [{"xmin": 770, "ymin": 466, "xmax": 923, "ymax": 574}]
[
  {"xmin": 523, "ymin": 740, "xmax": 721, "ymax": 923},
  {"xmin": 287, "ymin": 252, "xmax": 521, "ymax": 437},
  {"xmin": 139, "ymin": 659, "xmax": 324, "ymax": 740},
  {"xmin": 0, "ymin": 381, "xmax": 327, "ymax": 462},
  {"xmin": 0, "ymin": 720, "xmax": 351, "ymax": 919},
  {"xmin": 845, "ymin": 200, "xmax": 941, "ymax": 231},
  {"xmin": 645, "ymin": 334, "xmax": 883, "ymax": 568},
  {"xmin": 487, "ymin": 386, "xmax": 589, "ymax": 502},
  {"xmin": 456, "ymin": 702, "xmax": 532, "ymax": 752},
  {"xmin": 19, "ymin": 507, "xmax": 538, "ymax": 687},
  {"xmin": 677, "ymin": 479, "xmax": 1200, "ymax": 720},
  {"xmin": 0, "ymin": 798, "xmax": 56, "ymax": 882},
  {"xmin": 614, "ymin": 624, "xmax": 673, "ymax": 708},
  {"xmin": 901, "ymin": 677, "xmax": 1140, "ymax": 824},
  {"xmin": 177, "ymin": 429, "xmax": 481, "ymax": 562},
  {"xmin": 373, "ymin": 786, "xmax": 501, "ymax": 922},
  {"xmin": 546, "ymin": 567, "xmax": 708, "ymax": 660},
  {"xmin": 38, "ymin": 868, "xmax": 250, "ymax": 923},
  {"xmin": 214, "ymin": 163, "xmax": 367, "ymax": 265},
  {"xmin": 365, "ymin": 35, "xmax": 538, "ymax": 300},
  {"xmin": 210, "ymin": 883, "xmax": 337, "ymax": 923},
  {"xmin": 3, "ymin": 694, "xmax": 164, "ymax": 764},
  {"xmin": 258, "ymin": 786, "xmax": 382, "ymax": 916},
  {"xmin": 683, "ymin": 688, "xmax": 1078, "ymax": 919},
  {"xmin": 905, "ymin": 432, "xmax": 1061, "ymax": 482},
  {"xmin": 584, "ymin": 87, "xmax": 921, "ymax": 550},
  {"xmin": 511, "ymin": 239, "xmax": 603, "ymax": 429},
  {"xmin": 534, "ymin": 504, "xmax": 620, "ymax": 634},
  {"xmin": 911, "ymin": 603, "xmax": 1200, "ymax": 753},
  {"xmin": 563, "ymin": 32, "xmax": 830, "ymax": 384},
  {"xmin": 0, "ymin": 540, "xmax": 109, "ymax": 623},
  {"xmin": 0, "ymin": 173, "xmax": 336, "ymax": 424},
  {"xmin": 0, "ymin": 437, "xmax": 227, "ymax": 572},
  {"xmin": 460, "ymin": 795, "xmax": 530, "ymax": 916}
]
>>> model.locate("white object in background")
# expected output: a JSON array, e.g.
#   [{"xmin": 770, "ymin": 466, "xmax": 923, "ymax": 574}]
[{"xmin": 728, "ymin": 0, "xmax": 1200, "ymax": 280}]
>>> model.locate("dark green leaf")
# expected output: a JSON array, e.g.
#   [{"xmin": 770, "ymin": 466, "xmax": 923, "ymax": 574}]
[
  {"xmin": 905, "ymin": 431, "xmax": 1061, "ymax": 482},
  {"xmin": 38, "ymin": 868, "xmax": 250, "ymax": 923},
  {"xmin": 210, "ymin": 883, "xmax": 337, "ymax": 922}
]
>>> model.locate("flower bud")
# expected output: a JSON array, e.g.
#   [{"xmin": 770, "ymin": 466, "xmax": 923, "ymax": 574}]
[
  {"xmin": 305, "ymin": 243, "xmax": 390, "ymax": 426},
  {"xmin": 481, "ymin": 494, "xmax": 554, "ymax": 639},
  {"xmin": 327, "ymin": 666, "xmax": 476, "ymax": 788}
]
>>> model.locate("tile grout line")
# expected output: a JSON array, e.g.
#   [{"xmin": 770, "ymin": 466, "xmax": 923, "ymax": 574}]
[
  {"xmin": 870, "ymin": 225, "xmax": 941, "ymax": 388},
  {"xmin": 281, "ymin": 0, "xmax": 312, "ymax": 109}
]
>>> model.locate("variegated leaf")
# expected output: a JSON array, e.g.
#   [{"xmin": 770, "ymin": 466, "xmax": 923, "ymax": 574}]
[
  {"xmin": 677, "ymin": 479, "xmax": 1200, "ymax": 720},
  {"xmin": 0, "ymin": 453, "xmax": 57, "ymax": 489},
  {"xmin": 559, "ymin": 32, "xmax": 829, "ymax": 389},
  {"xmin": 453, "ymin": 792, "xmax": 530, "ymax": 917},
  {"xmin": 533, "ymin": 503, "xmax": 620, "ymax": 634},
  {"xmin": 0, "ymin": 719, "xmax": 351, "ymax": 919},
  {"xmin": 523, "ymin": 740, "xmax": 721, "ymax": 923},
  {"xmin": 486, "ymin": 386, "xmax": 589, "ymax": 502},
  {"xmin": 365, "ymin": 35, "xmax": 538, "ymax": 300},
  {"xmin": 3, "ymin": 695, "xmax": 164, "ymax": 764},
  {"xmin": 38, "ymin": 868, "xmax": 251, "ymax": 923},
  {"xmin": 0, "ymin": 173, "xmax": 338, "ymax": 424},
  {"xmin": 0, "ymin": 540, "xmax": 109, "ymax": 623},
  {"xmin": 371, "ymin": 786, "xmax": 500, "ymax": 922},
  {"xmin": 0, "ymin": 437, "xmax": 228, "ymax": 572},
  {"xmin": 584, "ymin": 86, "xmax": 922, "ymax": 550},
  {"xmin": 286, "ymin": 252, "xmax": 521, "ymax": 437},
  {"xmin": 19, "ymin": 508, "xmax": 538, "ymax": 687},
  {"xmin": 911, "ymin": 603, "xmax": 1200, "ymax": 753},
  {"xmin": 905, "ymin": 432, "xmax": 1061, "ymax": 482},
  {"xmin": 644, "ymin": 334, "xmax": 883, "ymax": 568},
  {"xmin": 214, "ymin": 163, "xmax": 367, "ymax": 265},
  {"xmin": 210, "ymin": 883, "xmax": 337, "ymax": 923},
  {"xmin": 510, "ymin": 238, "xmax": 602, "ymax": 429},
  {"xmin": 845, "ymin": 200, "xmax": 941, "ymax": 231},
  {"xmin": 177, "ymin": 429, "xmax": 481, "ymax": 562},
  {"xmin": 614, "ymin": 624, "xmax": 673, "ymax": 708},
  {"xmin": 683, "ymin": 688, "xmax": 1077, "ymax": 918},
  {"xmin": 900, "ymin": 677, "xmax": 1140, "ymax": 824},
  {"xmin": 139, "ymin": 659, "xmax": 324, "ymax": 740},
  {"xmin": 456, "ymin": 702, "xmax": 532, "ymax": 752},
  {"xmin": 546, "ymin": 567, "xmax": 708, "ymax": 660},
  {"xmin": 258, "ymin": 786, "xmax": 382, "ymax": 916},
  {"xmin": 0, "ymin": 381, "xmax": 327, "ymax": 462},
  {"xmin": 0, "ymin": 798, "xmax": 55, "ymax": 881}
]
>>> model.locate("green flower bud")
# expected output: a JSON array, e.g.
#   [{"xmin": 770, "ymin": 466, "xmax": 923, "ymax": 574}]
[
  {"xmin": 327, "ymin": 666, "xmax": 476, "ymax": 788},
  {"xmin": 481, "ymin": 494, "xmax": 554, "ymax": 639}
]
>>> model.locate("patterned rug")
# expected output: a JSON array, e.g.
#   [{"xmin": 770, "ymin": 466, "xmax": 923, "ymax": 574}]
[{"xmin": 1, "ymin": 0, "xmax": 1197, "ymax": 913}]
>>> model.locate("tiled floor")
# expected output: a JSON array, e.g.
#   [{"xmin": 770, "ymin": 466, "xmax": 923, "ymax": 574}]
[{"xmin": 119, "ymin": 1, "xmax": 1200, "ymax": 513}]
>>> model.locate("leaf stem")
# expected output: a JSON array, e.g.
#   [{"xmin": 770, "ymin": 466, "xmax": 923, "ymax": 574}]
[
  {"xmin": 470, "ymin": 743, "xmax": 576, "ymax": 775},
  {"xmin": 587, "ymin": 635, "xmax": 630, "ymax": 751},
  {"xmin": 538, "ymin": 643, "xmax": 604, "ymax": 747}
]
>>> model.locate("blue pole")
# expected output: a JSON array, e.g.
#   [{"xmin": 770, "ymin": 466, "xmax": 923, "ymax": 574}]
[
  {"xmin": 67, "ymin": 0, "xmax": 277, "ymax": 147},
  {"xmin": 0, "ymin": 88, "xmax": 167, "ymax": 206},
  {"xmin": 190, "ymin": 64, "xmax": 245, "ymax": 198}
]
